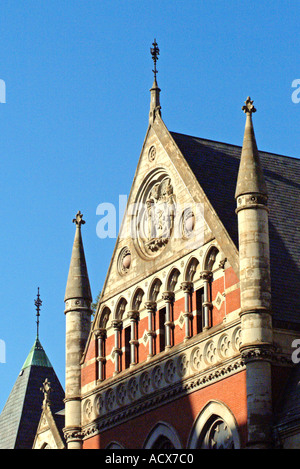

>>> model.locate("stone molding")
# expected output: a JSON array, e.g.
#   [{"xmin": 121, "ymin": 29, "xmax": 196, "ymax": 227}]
[{"xmin": 81, "ymin": 321, "xmax": 244, "ymax": 437}]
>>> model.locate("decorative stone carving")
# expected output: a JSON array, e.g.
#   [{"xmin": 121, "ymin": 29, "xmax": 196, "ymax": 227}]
[
  {"xmin": 84, "ymin": 399, "xmax": 93, "ymax": 421},
  {"xmin": 133, "ymin": 171, "xmax": 176, "ymax": 258},
  {"xmin": 152, "ymin": 365, "xmax": 163, "ymax": 389},
  {"xmin": 40, "ymin": 378, "xmax": 52, "ymax": 408},
  {"xmin": 140, "ymin": 372, "xmax": 151, "ymax": 395},
  {"xmin": 164, "ymin": 359, "xmax": 177, "ymax": 383},
  {"xmin": 105, "ymin": 389, "xmax": 115, "ymax": 411},
  {"xmin": 117, "ymin": 247, "xmax": 131, "ymax": 275},
  {"xmin": 116, "ymin": 383, "xmax": 127, "ymax": 406},
  {"xmin": 232, "ymin": 327, "xmax": 242, "ymax": 352},
  {"xmin": 177, "ymin": 354, "xmax": 189, "ymax": 377},
  {"xmin": 181, "ymin": 208, "xmax": 195, "ymax": 238},
  {"xmin": 95, "ymin": 394, "xmax": 104, "ymax": 417},
  {"xmin": 128, "ymin": 377, "xmax": 139, "ymax": 401},
  {"xmin": 204, "ymin": 340, "xmax": 217, "ymax": 365},
  {"xmin": 191, "ymin": 346, "xmax": 203, "ymax": 372},
  {"xmin": 148, "ymin": 145, "xmax": 156, "ymax": 162},
  {"xmin": 218, "ymin": 334, "xmax": 231, "ymax": 359}
]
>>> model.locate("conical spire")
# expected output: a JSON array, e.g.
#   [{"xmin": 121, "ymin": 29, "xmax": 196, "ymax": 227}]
[
  {"xmin": 235, "ymin": 97, "xmax": 268, "ymax": 199},
  {"xmin": 149, "ymin": 39, "xmax": 161, "ymax": 122},
  {"xmin": 64, "ymin": 211, "xmax": 92, "ymax": 302},
  {"xmin": 21, "ymin": 336, "xmax": 52, "ymax": 370}
]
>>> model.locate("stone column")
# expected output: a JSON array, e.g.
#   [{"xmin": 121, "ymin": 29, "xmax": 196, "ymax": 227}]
[
  {"xmin": 200, "ymin": 271, "xmax": 212, "ymax": 329},
  {"xmin": 235, "ymin": 97, "xmax": 273, "ymax": 448},
  {"xmin": 162, "ymin": 292, "xmax": 174, "ymax": 349},
  {"xmin": 180, "ymin": 281, "xmax": 193, "ymax": 340},
  {"xmin": 94, "ymin": 328, "xmax": 106, "ymax": 382},
  {"xmin": 127, "ymin": 310, "xmax": 139, "ymax": 366},
  {"xmin": 64, "ymin": 211, "xmax": 92, "ymax": 450},
  {"xmin": 145, "ymin": 302, "xmax": 157, "ymax": 358},
  {"xmin": 112, "ymin": 319, "xmax": 122, "ymax": 375}
]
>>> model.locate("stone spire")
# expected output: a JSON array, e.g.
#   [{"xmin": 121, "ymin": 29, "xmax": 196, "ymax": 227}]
[
  {"xmin": 235, "ymin": 98, "xmax": 273, "ymax": 448},
  {"xmin": 235, "ymin": 97, "xmax": 268, "ymax": 199},
  {"xmin": 64, "ymin": 211, "xmax": 92, "ymax": 303},
  {"xmin": 64, "ymin": 211, "xmax": 92, "ymax": 449},
  {"xmin": 149, "ymin": 39, "xmax": 161, "ymax": 123}
]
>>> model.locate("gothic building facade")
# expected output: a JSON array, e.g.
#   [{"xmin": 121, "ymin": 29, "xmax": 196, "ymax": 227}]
[{"xmin": 62, "ymin": 43, "xmax": 300, "ymax": 450}]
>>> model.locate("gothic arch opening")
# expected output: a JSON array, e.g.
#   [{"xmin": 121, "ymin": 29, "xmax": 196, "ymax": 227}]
[
  {"xmin": 114, "ymin": 297, "xmax": 127, "ymax": 320},
  {"xmin": 131, "ymin": 287, "xmax": 144, "ymax": 311},
  {"xmin": 188, "ymin": 400, "xmax": 240, "ymax": 449},
  {"xmin": 166, "ymin": 267, "xmax": 180, "ymax": 292},
  {"xmin": 98, "ymin": 306, "xmax": 111, "ymax": 329},
  {"xmin": 184, "ymin": 257, "xmax": 199, "ymax": 282},
  {"xmin": 204, "ymin": 246, "xmax": 220, "ymax": 272},
  {"xmin": 148, "ymin": 278, "xmax": 162, "ymax": 302},
  {"xmin": 143, "ymin": 422, "xmax": 182, "ymax": 449}
]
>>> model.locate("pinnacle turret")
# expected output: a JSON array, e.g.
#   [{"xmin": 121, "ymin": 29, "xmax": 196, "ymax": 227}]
[
  {"xmin": 149, "ymin": 39, "xmax": 161, "ymax": 123},
  {"xmin": 64, "ymin": 211, "xmax": 92, "ymax": 303},
  {"xmin": 235, "ymin": 97, "xmax": 268, "ymax": 199}
]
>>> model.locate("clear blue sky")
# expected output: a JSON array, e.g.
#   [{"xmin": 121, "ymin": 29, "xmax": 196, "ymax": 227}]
[{"xmin": 0, "ymin": 0, "xmax": 299, "ymax": 412}]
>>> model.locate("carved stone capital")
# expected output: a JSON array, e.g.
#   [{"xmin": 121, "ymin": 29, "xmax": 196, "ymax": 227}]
[
  {"xmin": 144, "ymin": 301, "xmax": 157, "ymax": 312},
  {"xmin": 94, "ymin": 328, "xmax": 107, "ymax": 339},
  {"xmin": 200, "ymin": 270, "xmax": 213, "ymax": 281},
  {"xmin": 162, "ymin": 291, "xmax": 175, "ymax": 303},
  {"xmin": 63, "ymin": 426, "xmax": 83, "ymax": 443},
  {"xmin": 240, "ymin": 344, "xmax": 274, "ymax": 364},
  {"xmin": 127, "ymin": 310, "xmax": 140, "ymax": 321},
  {"xmin": 180, "ymin": 281, "xmax": 193, "ymax": 293},
  {"xmin": 112, "ymin": 319, "xmax": 122, "ymax": 331}
]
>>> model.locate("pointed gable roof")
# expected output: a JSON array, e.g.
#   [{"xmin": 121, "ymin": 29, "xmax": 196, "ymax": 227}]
[{"xmin": 0, "ymin": 338, "xmax": 64, "ymax": 449}]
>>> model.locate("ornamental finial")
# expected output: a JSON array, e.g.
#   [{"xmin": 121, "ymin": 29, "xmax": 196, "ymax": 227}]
[
  {"xmin": 150, "ymin": 39, "xmax": 159, "ymax": 80},
  {"xmin": 34, "ymin": 287, "xmax": 42, "ymax": 339},
  {"xmin": 40, "ymin": 378, "xmax": 52, "ymax": 408},
  {"xmin": 73, "ymin": 210, "xmax": 85, "ymax": 227},
  {"xmin": 242, "ymin": 96, "xmax": 256, "ymax": 114}
]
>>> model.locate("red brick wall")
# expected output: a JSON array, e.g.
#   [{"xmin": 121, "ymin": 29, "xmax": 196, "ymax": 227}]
[
  {"xmin": 82, "ymin": 371, "xmax": 247, "ymax": 449},
  {"xmin": 82, "ymin": 267, "xmax": 241, "ymax": 387}
]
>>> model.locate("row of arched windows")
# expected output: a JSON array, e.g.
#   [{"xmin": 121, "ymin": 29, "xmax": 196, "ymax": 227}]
[
  {"xmin": 94, "ymin": 247, "xmax": 223, "ymax": 380},
  {"xmin": 105, "ymin": 400, "xmax": 240, "ymax": 449}
]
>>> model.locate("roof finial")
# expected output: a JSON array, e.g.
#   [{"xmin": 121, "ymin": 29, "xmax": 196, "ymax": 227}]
[
  {"xmin": 73, "ymin": 210, "xmax": 85, "ymax": 227},
  {"xmin": 40, "ymin": 378, "xmax": 52, "ymax": 409},
  {"xmin": 242, "ymin": 96, "xmax": 256, "ymax": 115},
  {"xmin": 150, "ymin": 39, "xmax": 159, "ymax": 81},
  {"xmin": 34, "ymin": 287, "xmax": 42, "ymax": 339}
]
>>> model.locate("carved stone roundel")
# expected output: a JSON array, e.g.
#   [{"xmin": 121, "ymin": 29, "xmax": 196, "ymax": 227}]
[{"xmin": 132, "ymin": 169, "xmax": 176, "ymax": 259}]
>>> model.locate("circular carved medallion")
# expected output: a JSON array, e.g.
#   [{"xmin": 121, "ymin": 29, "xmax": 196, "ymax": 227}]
[{"xmin": 132, "ymin": 169, "xmax": 176, "ymax": 259}]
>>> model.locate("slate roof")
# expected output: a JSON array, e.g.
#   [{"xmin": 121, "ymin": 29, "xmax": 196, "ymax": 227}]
[
  {"xmin": 0, "ymin": 337, "xmax": 65, "ymax": 449},
  {"xmin": 170, "ymin": 131, "xmax": 300, "ymax": 326}
]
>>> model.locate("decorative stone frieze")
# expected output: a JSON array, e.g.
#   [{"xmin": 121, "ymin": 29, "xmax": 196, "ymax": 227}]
[{"xmin": 81, "ymin": 321, "xmax": 247, "ymax": 437}]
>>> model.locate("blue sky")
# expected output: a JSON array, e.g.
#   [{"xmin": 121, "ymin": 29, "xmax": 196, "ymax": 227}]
[{"xmin": 0, "ymin": 0, "xmax": 299, "ymax": 412}]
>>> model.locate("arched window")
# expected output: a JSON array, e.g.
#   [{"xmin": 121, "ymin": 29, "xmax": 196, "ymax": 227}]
[
  {"xmin": 143, "ymin": 422, "xmax": 182, "ymax": 449},
  {"xmin": 95, "ymin": 306, "xmax": 111, "ymax": 381},
  {"xmin": 199, "ymin": 416, "xmax": 234, "ymax": 449},
  {"xmin": 106, "ymin": 441, "xmax": 124, "ymax": 449},
  {"xmin": 188, "ymin": 401, "xmax": 240, "ymax": 449},
  {"xmin": 152, "ymin": 435, "xmax": 175, "ymax": 449}
]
